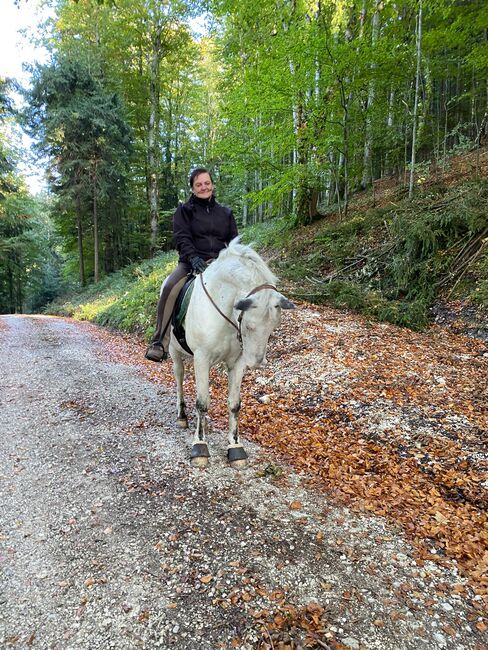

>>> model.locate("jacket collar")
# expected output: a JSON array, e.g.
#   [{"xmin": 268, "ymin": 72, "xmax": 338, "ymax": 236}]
[{"xmin": 189, "ymin": 193, "xmax": 216, "ymax": 209}]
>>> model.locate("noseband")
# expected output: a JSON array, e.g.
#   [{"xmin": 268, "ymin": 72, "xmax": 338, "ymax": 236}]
[{"xmin": 199, "ymin": 274, "xmax": 277, "ymax": 348}]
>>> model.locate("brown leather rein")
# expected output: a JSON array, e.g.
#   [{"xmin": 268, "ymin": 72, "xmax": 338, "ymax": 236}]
[{"xmin": 199, "ymin": 273, "xmax": 277, "ymax": 348}]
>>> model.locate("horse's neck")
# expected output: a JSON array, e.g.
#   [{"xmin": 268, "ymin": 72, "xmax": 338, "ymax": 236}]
[{"xmin": 208, "ymin": 261, "xmax": 258, "ymax": 301}]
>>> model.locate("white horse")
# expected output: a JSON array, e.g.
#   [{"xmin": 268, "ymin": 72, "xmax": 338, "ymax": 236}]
[{"xmin": 168, "ymin": 239, "xmax": 295, "ymax": 468}]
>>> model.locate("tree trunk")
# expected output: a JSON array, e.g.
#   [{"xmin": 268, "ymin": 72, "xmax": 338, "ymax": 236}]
[
  {"xmin": 361, "ymin": 1, "xmax": 381, "ymax": 189},
  {"xmin": 409, "ymin": 1, "xmax": 423, "ymax": 199},
  {"xmin": 76, "ymin": 193, "xmax": 86, "ymax": 287},
  {"xmin": 7, "ymin": 263, "xmax": 14, "ymax": 313},
  {"xmin": 93, "ymin": 159, "xmax": 99, "ymax": 284},
  {"xmin": 148, "ymin": 23, "xmax": 162, "ymax": 252},
  {"xmin": 15, "ymin": 254, "xmax": 23, "ymax": 313}
]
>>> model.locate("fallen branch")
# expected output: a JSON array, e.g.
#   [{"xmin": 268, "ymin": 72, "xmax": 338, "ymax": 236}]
[
  {"xmin": 447, "ymin": 244, "xmax": 486, "ymax": 298},
  {"xmin": 307, "ymin": 631, "xmax": 333, "ymax": 649}
]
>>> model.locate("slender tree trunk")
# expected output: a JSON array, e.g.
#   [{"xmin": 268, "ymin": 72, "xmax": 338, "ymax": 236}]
[
  {"xmin": 339, "ymin": 80, "xmax": 350, "ymax": 217},
  {"xmin": 409, "ymin": 1, "xmax": 423, "ymax": 199},
  {"xmin": 384, "ymin": 87, "xmax": 395, "ymax": 175},
  {"xmin": 7, "ymin": 263, "xmax": 14, "ymax": 313},
  {"xmin": 242, "ymin": 177, "xmax": 249, "ymax": 226},
  {"xmin": 361, "ymin": 1, "xmax": 381, "ymax": 189},
  {"xmin": 148, "ymin": 23, "xmax": 162, "ymax": 252},
  {"xmin": 16, "ymin": 256, "xmax": 23, "ymax": 313},
  {"xmin": 76, "ymin": 193, "xmax": 86, "ymax": 287},
  {"xmin": 93, "ymin": 159, "xmax": 99, "ymax": 284},
  {"xmin": 257, "ymin": 114, "xmax": 264, "ymax": 222}
]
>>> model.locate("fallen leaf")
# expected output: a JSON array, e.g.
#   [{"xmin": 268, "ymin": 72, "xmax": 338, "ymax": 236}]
[{"xmin": 200, "ymin": 574, "xmax": 213, "ymax": 584}]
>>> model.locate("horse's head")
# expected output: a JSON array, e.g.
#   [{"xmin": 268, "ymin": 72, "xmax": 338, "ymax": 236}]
[{"xmin": 235, "ymin": 289, "xmax": 295, "ymax": 368}]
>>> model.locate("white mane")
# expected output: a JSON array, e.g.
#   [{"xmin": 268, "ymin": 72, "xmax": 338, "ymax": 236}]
[{"xmin": 214, "ymin": 238, "xmax": 277, "ymax": 287}]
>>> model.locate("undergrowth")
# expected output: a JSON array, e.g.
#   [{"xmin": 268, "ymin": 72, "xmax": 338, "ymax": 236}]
[
  {"xmin": 46, "ymin": 251, "xmax": 177, "ymax": 339},
  {"xmin": 266, "ymin": 180, "xmax": 487, "ymax": 330}
]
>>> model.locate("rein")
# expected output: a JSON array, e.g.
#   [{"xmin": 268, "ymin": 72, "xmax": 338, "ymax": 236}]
[{"xmin": 199, "ymin": 274, "xmax": 277, "ymax": 347}]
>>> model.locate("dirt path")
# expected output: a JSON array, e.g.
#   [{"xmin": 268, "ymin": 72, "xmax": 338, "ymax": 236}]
[{"xmin": 0, "ymin": 314, "xmax": 486, "ymax": 650}]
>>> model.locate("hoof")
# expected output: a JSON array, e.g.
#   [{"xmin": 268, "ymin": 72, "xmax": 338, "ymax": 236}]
[
  {"xmin": 176, "ymin": 417, "xmax": 188, "ymax": 429},
  {"xmin": 190, "ymin": 443, "xmax": 209, "ymax": 468},
  {"xmin": 191, "ymin": 455, "xmax": 209, "ymax": 468},
  {"xmin": 227, "ymin": 446, "xmax": 248, "ymax": 469},
  {"xmin": 230, "ymin": 458, "xmax": 248, "ymax": 469}
]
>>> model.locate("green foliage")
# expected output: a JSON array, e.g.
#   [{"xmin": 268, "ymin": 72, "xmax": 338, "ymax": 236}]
[
  {"xmin": 0, "ymin": 81, "xmax": 63, "ymax": 314},
  {"xmin": 47, "ymin": 251, "xmax": 177, "ymax": 339},
  {"xmin": 469, "ymin": 252, "xmax": 488, "ymax": 306},
  {"xmin": 5, "ymin": 0, "xmax": 487, "ymax": 327},
  {"xmin": 44, "ymin": 179, "xmax": 485, "ymax": 335},
  {"xmin": 25, "ymin": 54, "xmax": 134, "ymax": 284}
]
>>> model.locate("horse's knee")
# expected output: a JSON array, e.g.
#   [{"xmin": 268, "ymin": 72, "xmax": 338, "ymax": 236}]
[
  {"xmin": 196, "ymin": 399, "xmax": 208, "ymax": 414},
  {"xmin": 230, "ymin": 401, "xmax": 241, "ymax": 415}
]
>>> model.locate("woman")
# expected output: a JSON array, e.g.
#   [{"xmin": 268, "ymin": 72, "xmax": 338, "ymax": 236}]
[{"xmin": 145, "ymin": 168, "xmax": 239, "ymax": 362}]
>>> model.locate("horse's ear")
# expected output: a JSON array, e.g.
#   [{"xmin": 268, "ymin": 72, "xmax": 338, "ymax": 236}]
[
  {"xmin": 278, "ymin": 295, "xmax": 296, "ymax": 310},
  {"xmin": 235, "ymin": 297, "xmax": 254, "ymax": 311}
]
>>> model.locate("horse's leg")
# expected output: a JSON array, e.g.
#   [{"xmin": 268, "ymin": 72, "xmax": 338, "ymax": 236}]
[
  {"xmin": 227, "ymin": 362, "xmax": 248, "ymax": 469},
  {"xmin": 190, "ymin": 354, "xmax": 211, "ymax": 467},
  {"xmin": 172, "ymin": 351, "xmax": 188, "ymax": 429}
]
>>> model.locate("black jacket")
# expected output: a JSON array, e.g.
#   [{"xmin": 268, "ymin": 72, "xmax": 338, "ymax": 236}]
[{"xmin": 173, "ymin": 194, "xmax": 238, "ymax": 263}]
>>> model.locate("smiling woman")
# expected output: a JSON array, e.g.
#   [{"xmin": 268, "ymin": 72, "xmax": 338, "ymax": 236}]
[{"xmin": 145, "ymin": 167, "xmax": 239, "ymax": 363}]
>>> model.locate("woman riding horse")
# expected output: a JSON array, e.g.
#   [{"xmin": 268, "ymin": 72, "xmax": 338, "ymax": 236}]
[
  {"xmin": 170, "ymin": 240, "xmax": 295, "ymax": 468},
  {"xmin": 145, "ymin": 168, "xmax": 238, "ymax": 363}
]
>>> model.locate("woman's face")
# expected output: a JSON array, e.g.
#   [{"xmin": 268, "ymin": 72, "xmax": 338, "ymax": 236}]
[{"xmin": 192, "ymin": 172, "xmax": 214, "ymax": 199}]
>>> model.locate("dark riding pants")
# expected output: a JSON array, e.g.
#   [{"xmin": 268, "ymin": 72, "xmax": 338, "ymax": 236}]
[{"xmin": 151, "ymin": 262, "xmax": 191, "ymax": 351}]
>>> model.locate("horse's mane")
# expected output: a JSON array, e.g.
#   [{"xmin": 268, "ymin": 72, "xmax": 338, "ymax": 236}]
[{"xmin": 215, "ymin": 238, "xmax": 277, "ymax": 286}]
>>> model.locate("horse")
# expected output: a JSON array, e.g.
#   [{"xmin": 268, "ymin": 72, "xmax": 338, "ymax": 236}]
[{"xmin": 168, "ymin": 239, "xmax": 295, "ymax": 469}]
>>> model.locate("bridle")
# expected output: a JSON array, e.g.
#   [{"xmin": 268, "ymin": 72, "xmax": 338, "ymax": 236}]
[{"xmin": 199, "ymin": 274, "xmax": 277, "ymax": 348}]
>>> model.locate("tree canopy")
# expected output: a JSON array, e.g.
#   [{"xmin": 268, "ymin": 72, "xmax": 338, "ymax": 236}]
[{"xmin": 1, "ymin": 0, "xmax": 487, "ymax": 308}]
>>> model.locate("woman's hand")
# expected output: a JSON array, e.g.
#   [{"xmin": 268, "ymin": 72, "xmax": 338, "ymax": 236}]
[{"xmin": 190, "ymin": 256, "xmax": 207, "ymax": 274}]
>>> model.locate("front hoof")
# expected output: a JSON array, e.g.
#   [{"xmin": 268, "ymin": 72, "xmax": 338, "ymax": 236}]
[
  {"xmin": 190, "ymin": 443, "xmax": 209, "ymax": 468},
  {"xmin": 227, "ymin": 446, "xmax": 248, "ymax": 469},
  {"xmin": 176, "ymin": 417, "xmax": 188, "ymax": 429},
  {"xmin": 191, "ymin": 455, "xmax": 209, "ymax": 468}
]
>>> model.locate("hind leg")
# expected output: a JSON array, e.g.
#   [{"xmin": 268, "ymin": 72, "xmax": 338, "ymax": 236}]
[{"xmin": 171, "ymin": 346, "xmax": 188, "ymax": 429}]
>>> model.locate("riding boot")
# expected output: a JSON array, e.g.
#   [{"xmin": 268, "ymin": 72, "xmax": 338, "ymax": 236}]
[{"xmin": 145, "ymin": 343, "xmax": 168, "ymax": 363}]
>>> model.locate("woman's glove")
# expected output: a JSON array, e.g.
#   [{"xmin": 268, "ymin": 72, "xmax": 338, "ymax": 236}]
[{"xmin": 190, "ymin": 256, "xmax": 207, "ymax": 274}]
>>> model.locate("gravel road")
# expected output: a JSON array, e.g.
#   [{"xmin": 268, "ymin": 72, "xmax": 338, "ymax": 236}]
[{"xmin": 0, "ymin": 315, "xmax": 485, "ymax": 650}]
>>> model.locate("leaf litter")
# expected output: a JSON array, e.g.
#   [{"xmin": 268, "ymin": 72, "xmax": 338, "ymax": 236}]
[{"xmin": 76, "ymin": 300, "xmax": 487, "ymax": 648}]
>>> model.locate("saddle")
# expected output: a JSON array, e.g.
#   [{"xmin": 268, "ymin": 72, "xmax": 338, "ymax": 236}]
[{"xmin": 171, "ymin": 274, "xmax": 196, "ymax": 355}]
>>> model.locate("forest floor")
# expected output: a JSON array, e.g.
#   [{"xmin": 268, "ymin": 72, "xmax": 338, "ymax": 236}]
[{"xmin": 81, "ymin": 294, "xmax": 487, "ymax": 648}]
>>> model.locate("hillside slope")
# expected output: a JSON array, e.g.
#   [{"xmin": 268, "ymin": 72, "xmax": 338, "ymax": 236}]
[
  {"xmin": 43, "ymin": 150, "xmax": 488, "ymax": 608},
  {"xmin": 254, "ymin": 148, "xmax": 487, "ymax": 335}
]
